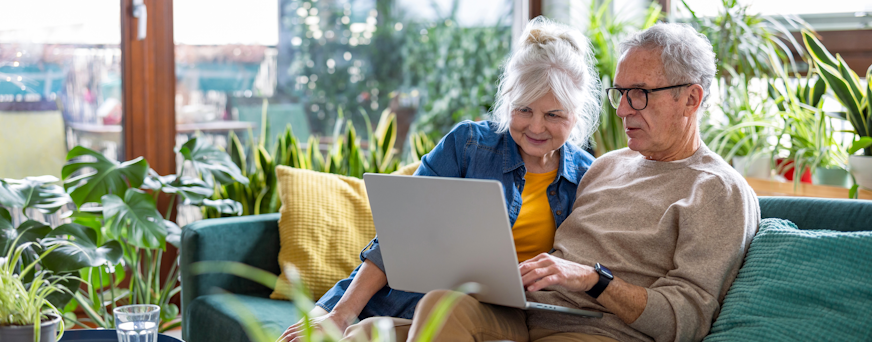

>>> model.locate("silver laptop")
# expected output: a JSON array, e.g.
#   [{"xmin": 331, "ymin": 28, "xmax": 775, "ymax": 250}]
[{"xmin": 363, "ymin": 173, "xmax": 602, "ymax": 318}]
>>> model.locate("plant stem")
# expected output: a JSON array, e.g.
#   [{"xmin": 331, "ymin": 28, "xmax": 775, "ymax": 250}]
[
  {"xmin": 108, "ymin": 263, "xmax": 118, "ymax": 326},
  {"xmin": 154, "ymin": 248, "xmax": 163, "ymax": 304},
  {"xmin": 97, "ymin": 265, "xmax": 110, "ymax": 326},
  {"xmin": 164, "ymin": 194, "xmax": 176, "ymax": 221}
]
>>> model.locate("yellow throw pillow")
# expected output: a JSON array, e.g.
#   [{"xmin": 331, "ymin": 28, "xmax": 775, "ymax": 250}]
[{"xmin": 271, "ymin": 162, "xmax": 420, "ymax": 300}]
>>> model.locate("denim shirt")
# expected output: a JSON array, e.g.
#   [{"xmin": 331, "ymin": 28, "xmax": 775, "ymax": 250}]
[{"xmin": 315, "ymin": 120, "xmax": 595, "ymax": 320}]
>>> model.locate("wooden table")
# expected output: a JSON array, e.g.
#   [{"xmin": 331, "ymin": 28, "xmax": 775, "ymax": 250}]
[{"xmin": 745, "ymin": 177, "xmax": 872, "ymax": 200}]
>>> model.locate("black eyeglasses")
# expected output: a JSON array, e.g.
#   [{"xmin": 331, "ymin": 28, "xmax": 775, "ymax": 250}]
[{"xmin": 605, "ymin": 84, "xmax": 692, "ymax": 110}]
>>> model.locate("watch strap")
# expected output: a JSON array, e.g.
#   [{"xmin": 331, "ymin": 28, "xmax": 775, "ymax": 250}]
[{"xmin": 586, "ymin": 272, "xmax": 611, "ymax": 299}]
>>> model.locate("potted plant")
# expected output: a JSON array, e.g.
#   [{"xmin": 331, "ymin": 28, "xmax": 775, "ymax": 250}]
[
  {"xmin": 206, "ymin": 108, "xmax": 437, "ymax": 219},
  {"xmin": 703, "ymin": 72, "xmax": 781, "ymax": 179},
  {"xmin": 802, "ymin": 30, "xmax": 872, "ymax": 192},
  {"xmin": 0, "ymin": 238, "xmax": 71, "ymax": 342},
  {"xmin": 768, "ymin": 68, "xmax": 851, "ymax": 188},
  {"xmin": 58, "ymin": 138, "xmax": 246, "ymax": 332},
  {"xmin": 1, "ymin": 176, "xmax": 127, "ymax": 332}
]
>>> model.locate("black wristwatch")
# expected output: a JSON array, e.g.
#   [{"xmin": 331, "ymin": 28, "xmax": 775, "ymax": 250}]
[{"xmin": 586, "ymin": 263, "xmax": 613, "ymax": 299}]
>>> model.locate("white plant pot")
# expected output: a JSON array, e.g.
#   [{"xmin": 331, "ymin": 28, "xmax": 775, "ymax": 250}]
[
  {"xmin": 848, "ymin": 155, "xmax": 872, "ymax": 190},
  {"xmin": 732, "ymin": 155, "xmax": 771, "ymax": 179}
]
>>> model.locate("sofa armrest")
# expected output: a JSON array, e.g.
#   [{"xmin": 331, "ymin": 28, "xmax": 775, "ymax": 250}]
[{"xmin": 180, "ymin": 213, "xmax": 283, "ymax": 328}]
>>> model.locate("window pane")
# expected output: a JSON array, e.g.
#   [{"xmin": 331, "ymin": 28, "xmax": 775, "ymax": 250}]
[
  {"xmin": 0, "ymin": 0, "xmax": 123, "ymax": 180},
  {"xmin": 173, "ymin": 0, "xmax": 512, "ymax": 153}
]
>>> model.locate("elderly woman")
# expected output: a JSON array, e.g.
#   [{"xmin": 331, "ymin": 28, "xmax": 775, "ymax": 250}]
[{"xmin": 278, "ymin": 17, "xmax": 601, "ymax": 342}]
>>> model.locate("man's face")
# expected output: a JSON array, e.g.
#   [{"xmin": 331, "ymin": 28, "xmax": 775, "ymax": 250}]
[{"xmin": 613, "ymin": 48, "xmax": 696, "ymax": 160}]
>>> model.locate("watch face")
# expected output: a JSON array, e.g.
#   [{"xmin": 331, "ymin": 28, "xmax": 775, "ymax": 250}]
[{"xmin": 596, "ymin": 263, "xmax": 614, "ymax": 279}]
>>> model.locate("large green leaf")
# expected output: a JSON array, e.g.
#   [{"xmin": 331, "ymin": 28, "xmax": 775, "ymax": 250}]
[
  {"xmin": 0, "ymin": 176, "xmax": 72, "ymax": 215},
  {"xmin": 176, "ymin": 138, "xmax": 248, "ymax": 186},
  {"xmin": 102, "ymin": 188, "xmax": 167, "ymax": 249},
  {"xmin": 802, "ymin": 30, "xmax": 837, "ymax": 69},
  {"xmin": 817, "ymin": 63, "xmax": 863, "ymax": 128},
  {"xmin": 0, "ymin": 220, "xmax": 51, "ymax": 277},
  {"xmin": 0, "ymin": 219, "xmax": 51, "ymax": 256},
  {"xmin": 836, "ymin": 54, "xmax": 863, "ymax": 103},
  {"xmin": 41, "ymin": 223, "xmax": 123, "ymax": 272},
  {"xmin": 143, "ymin": 169, "xmax": 213, "ymax": 204},
  {"xmin": 62, "ymin": 146, "xmax": 148, "ymax": 207}
]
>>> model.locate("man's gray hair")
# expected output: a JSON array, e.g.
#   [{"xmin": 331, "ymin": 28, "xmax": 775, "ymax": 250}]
[
  {"xmin": 619, "ymin": 23, "xmax": 717, "ymax": 111},
  {"xmin": 491, "ymin": 17, "xmax": 602, "ymax": 148}
]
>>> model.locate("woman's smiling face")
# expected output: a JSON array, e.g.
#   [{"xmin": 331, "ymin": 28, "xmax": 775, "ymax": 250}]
[{"xmin": 509, "ymin": 91, "xmax": 576, "ymax": 165}]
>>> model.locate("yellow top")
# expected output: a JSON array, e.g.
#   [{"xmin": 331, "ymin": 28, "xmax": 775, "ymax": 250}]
[{"xmin": 513, "ymin": 169, "xmax": 558, "ymax": 262}]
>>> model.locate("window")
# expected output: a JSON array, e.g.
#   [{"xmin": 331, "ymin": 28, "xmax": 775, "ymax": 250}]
[
  {"xmin": 173, "ymin": 0, "xmax": 513, "ymax": 154},
  {"xmin": 0, "ymin": 0, "xmax": 123, "ymax": 180}
]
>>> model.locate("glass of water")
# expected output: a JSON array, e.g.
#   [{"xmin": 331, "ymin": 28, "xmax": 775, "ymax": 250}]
[{"xmin": 114, "ymin": 304, "xmax": 160, "ymax": 342}]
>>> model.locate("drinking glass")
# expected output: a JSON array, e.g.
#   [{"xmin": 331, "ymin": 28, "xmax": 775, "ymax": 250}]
[{"xmin": 114, "ymin": 304, "xmax": 160, "ymax": 342}]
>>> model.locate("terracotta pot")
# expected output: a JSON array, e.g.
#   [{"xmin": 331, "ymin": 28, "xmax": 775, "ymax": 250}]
[
  {"xmin": 848, "ymin": 155, "xmax": 872, "ymax": 190},
  {"xmin": 0, "ymin": 314, "xmax": 61, "ymax": 342}
]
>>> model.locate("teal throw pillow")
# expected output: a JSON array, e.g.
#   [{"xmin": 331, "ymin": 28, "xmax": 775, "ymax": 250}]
[{"xmin": 704, "ymin": 218, "xmax": 872, "ymax": 342}]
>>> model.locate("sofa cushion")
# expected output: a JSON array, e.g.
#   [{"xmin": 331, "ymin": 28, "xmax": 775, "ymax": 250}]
[
  {"xmin": 186, "ymin": 294, "xmax": 299, "ymax": 342},
  {"xmin": 704, "ymin": 218, "xmax": 872, "ymax": 341},
  {"xmin": 271, "ymin": 162, "xmax": 420, "ymax": 300}
]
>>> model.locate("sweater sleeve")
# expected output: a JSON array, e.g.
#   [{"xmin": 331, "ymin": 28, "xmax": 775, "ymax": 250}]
[
  {"xmin": 360, "ymin": 122, "xmax": 469, "ymax": 272},
  {"xmin": 629, "ymin": 181, "xmax": 759, "ymax": 342}
]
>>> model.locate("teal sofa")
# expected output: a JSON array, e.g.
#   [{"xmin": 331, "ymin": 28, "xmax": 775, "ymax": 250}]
[{"xmin": 180, "ymin": 197, "xmax": 872, "ymax": 342}]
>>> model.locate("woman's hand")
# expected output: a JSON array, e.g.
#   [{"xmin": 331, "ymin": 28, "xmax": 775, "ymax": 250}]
[
  {"xmin": 277, "ymin": 309, "xmax": 352, "ymax": 342},
  {"xmin": 519, "ymin": 253, "xmax": 598, "ymax": 293}
]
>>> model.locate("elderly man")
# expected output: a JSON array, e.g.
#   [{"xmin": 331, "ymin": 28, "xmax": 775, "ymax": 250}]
[{"xmin": 407, "ymin": 23, "xmax": 760, "ymax": 342}]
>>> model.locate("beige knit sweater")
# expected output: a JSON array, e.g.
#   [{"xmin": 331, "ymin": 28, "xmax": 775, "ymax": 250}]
[{"xmin": 526, "ymin": 145, "xmax": 760, "ymax": 342}]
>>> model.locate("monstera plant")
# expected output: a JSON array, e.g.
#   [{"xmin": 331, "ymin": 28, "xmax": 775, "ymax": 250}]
[
  {"xmin": 55, "ymin": 138, "xmax": 246, "ymax": 332},
  {"xmin": 0, "ymin": 176, "xmax": 121, "ymax": 303}
]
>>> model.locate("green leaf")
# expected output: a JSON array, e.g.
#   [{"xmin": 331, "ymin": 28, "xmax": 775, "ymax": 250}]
[
  {"xmin": 102, "ymin": 188, "xmax": 167, "ymax": 249},
  {"xmin": 848, "ymin": 137, "xmax": 872, "ymax": 155},
  {"xmin": 80, "ymin": 263, "xmax": 125, "ymax": 288},
  {"xmin": 810, "ymin": 76, "xmax": 826, "ymax": 108},
  {"xmin": 836, "ymin": 54, "xmax": 863, "ymax": 103},
  {"xmin": 226, "ymin": 131, "xmax": 248, "ymax": 175},
  {"xmin": 41, "ymin": 223, "xmax": 123, "ymax": 272},
  {"xmin": 0, "ymin": 176, "xmax": 72, "ymax": 215},
  {"xmin": 165, "ymin": 220, "xmax": 182, "ymax": 248},
  {"xmin": 144, "ymin": 170, "xmax": 213, "ymax": 204},
  {"xmin": 0, "ymin": 206, "xmax": 12, "ymax": 231},
  {"xmin": 197, "ymin": 199, "xmax": 243, "ymax": 216},
  {"xmin": 176, "ymin": 138, "xmax": 249, "ymax": 186},
  {"xmin": 1, "ymin": 219, "xmax": 51, "ymax": 257},
  {"xmin": 45, "ymin": 274, "xmax": 81, "ymax": 311},
  {"xmin": 160, "ymin": 303, "xmax": 179, "ymax": 322},
  {"xmin": 817, "ymin": 63, "xmax": 863, "ymax": 127},
  {"xmin": 802, "ymin": 30, "xmax": 838, "ymax": 69},
  {"xmin": 62, "ymin": 146, "xmax": 148, "ymax": 207},
  {"xmin": 68, "ymin": 210, "xmax": 103, "ymax": 231}
]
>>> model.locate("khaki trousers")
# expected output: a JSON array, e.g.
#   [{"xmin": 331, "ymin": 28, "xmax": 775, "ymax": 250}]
[{"xmin": 344, "ymin": 290, "xmax": 619, "ymax": 342}]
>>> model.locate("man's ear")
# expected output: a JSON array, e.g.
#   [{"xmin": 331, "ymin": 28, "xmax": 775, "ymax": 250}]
[{"xmin": 684, "ymin": 84, "xmax": 704, "ymax": 117}]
